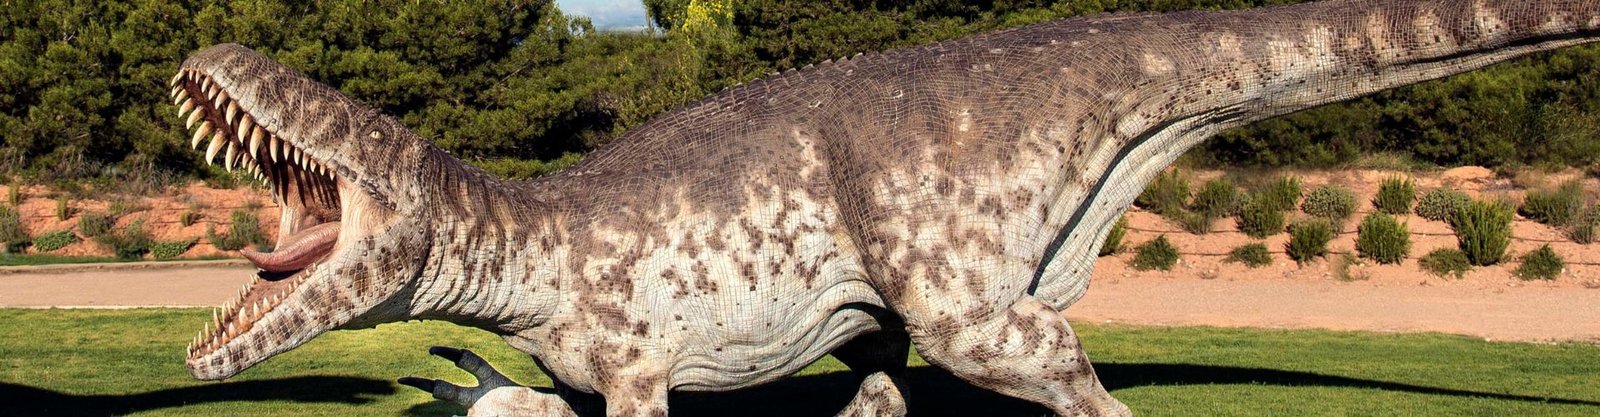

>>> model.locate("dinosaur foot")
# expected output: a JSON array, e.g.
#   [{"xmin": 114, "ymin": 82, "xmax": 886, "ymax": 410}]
[{"xmin": 399, "ymin": 346, "xmax": 578, "ymax": 417}]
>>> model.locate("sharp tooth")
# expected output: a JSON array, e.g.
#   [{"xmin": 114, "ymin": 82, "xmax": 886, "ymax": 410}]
[
  {"xmin": 256, "ymin": 128, "xmax": 271, "ymax": 160},
  {"xmin": 224, "ymin": 141, "xmax": 239, "ymax": 171},
  {"xmin": 170, "ymin": 86, "xmax": 186, "ymax": 104},
  {"xmin": 169, "ymin": 72, "xmax": 184, "ymax": 87},
  {"xmin": 238, "ymin": 116, "xmax": 255, "ymax": 148},
  {"xmin": 191, "ymin": 122, "xmax": 212, "ymax": 149},
  {"xmin": 178, "ymin": 98, "xmax": 195, "ymax": 118},
  {"xmin": 268, "ymin": 134, "xmax": 280, "ymax": 162},
  {"xmin": 205, "ymin": 82, "xmax": 218, "ymax": 100},
  {"xmin": 185, "ymin": 106, "xmax": 204, "ymax": 129},
  {"xmin": 226, "ymin": 101, "xmax": 239, "ymax": 124},
  {"xmin": 205, "ymin": 132, "xmax": 226, "ymax": 165}
]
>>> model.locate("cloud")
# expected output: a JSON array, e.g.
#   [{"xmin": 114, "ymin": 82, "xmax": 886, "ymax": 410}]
[{"xmin": 555, "ymin": 0, "xmax": 649, "ymax": 31}]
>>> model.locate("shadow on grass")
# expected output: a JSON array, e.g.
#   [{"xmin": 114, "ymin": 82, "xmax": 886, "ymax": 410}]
[
  {"xmin": 408, "ymin": 362, "xmax": 1600, "ymax": 416},
  {"xmin": 0, "ymin": 376, "xmax": 393, "ymax": 415}
]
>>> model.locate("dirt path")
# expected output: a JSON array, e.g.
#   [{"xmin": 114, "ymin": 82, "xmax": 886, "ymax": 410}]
[
  {"xmin": 3, "ymin": 264, "xmax": 1598, "ymax": 343},
  {"xmin": 1067, "ymin": 276, "xmax": 1600, "ymax": 343},
  {"xmin": 0, "ymin": 264, "xmax": 253, "ymax": 308}
]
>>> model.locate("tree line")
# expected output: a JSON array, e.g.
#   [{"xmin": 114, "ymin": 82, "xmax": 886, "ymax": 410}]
[{"xmin": 2, "ymin": 0, "xmax": 1596, "ymax": 190}]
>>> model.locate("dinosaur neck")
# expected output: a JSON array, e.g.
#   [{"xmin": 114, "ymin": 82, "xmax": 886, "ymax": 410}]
[{"xmin": 406, "ymin": 149, "xmax": 566, "ymax": 333}]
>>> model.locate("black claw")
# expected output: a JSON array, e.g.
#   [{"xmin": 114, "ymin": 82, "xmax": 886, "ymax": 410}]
[
  {"xmin": 429, "ymin": 346, "xmax": 466, "ymax": 362},
  {"xmin": 397, "ymin": 377, "xmax": 437, "ymax": 393}
]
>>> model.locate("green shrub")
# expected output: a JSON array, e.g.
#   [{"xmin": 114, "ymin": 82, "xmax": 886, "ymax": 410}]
[
  {"xmin": 1174, "ymin": 210, "xmax": 1216, "ymax": 234},
  {"xmin": 6, "ymin": 185, "xmax": 19, "ymax": 207},
  {"xmin": 1419, "ymin": 248, "xmax": 1471, "ymax": 279},
  {"xmin": 1224, "ymin": 243, "xmax": 1273, "ymax": 268},
  {"xmin": 1514, "ymin": 244, "xmax": 1564, "ymax": 281},
  {"xmin": 1254, "ymin": 175, "xmax": 1302, "ymax": 212},
  {"xmin": 207, "ymin": 210, "xmax": 269, "ymax": 251},
  {"xmin": 1567, "ymin": 205, "xmax": 1598, "ymax": 244},
  {"xmin": 30, "ymin": 230, "xmax": 79, "ymax": 252},
  {"xmin": 1415, "ymin": 188, "xmax": 1471, "ymax": 222},
  {"xmin": 150, "ymin": 239, "xmax": 197, "ymax": 260},
  {"xmin": 1520, "ymin": 180, "xmax": 1585, "ymax": 226},
  {"xmin": 1236, "ymin": 197, "xmax": 1287, "ymax": 238},
  {"xmin": 1452, "ymin": 199, "xmax": 1514, "ymax": 266},
  {"xmin": 1286, "ymin": 219, "xmax": 1334, "ymax": 265},
  {"xmin": 1374, "ymin": 176, "xmax": 1416, "ymax": 215},
  {"xmin": 93, "ymin": 220, "xmax": 153, "ymax": 260},
  {"xmin": 179, "ymin": 211, "xmax": 203, "ymax": 227},
  {"xmin": 1190, "ymin": 178, "xmax": 1241, "ymax": 217},
  {"xmin": 78, "ymin": 211, "xmax": 116, "ymax": 238},
  {"xmin": 1355, "ymin": 213, "xmax": 1411, "ymax": 264},
  {"xmin": 1130, "ymin": 235, "xmax": 1180, "ymax": 271},
  {"xmin": 1136, "ymin": 169, "xmax": 1190, "ymax": 215},
  {"xmin": 0, "ymin": 206, "xmax": 29, "ymax": 253},
  {"xmin": 1302, "ymin": 185, "xmax": 1357, "ymax": 222},
  {"xmin": 1098, "ymin": 216, "xmax": 1128, "ymax": 257}
]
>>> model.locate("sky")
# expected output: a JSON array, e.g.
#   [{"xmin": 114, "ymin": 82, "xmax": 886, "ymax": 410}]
[{"xmin": 554, "ymin": 0, "xmax": 650, "ymax": 31}]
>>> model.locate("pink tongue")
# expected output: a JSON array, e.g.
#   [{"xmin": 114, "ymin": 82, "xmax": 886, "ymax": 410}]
[{"xmin": 242, "ymin": 222, "xmax": 340, "ymax": 272}]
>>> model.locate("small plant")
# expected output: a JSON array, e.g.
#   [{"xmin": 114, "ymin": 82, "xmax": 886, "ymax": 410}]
[
  {"xmin": 1236, "ymin": 197, "xmax": 1287, "ymax": 238},
  {"xmin": 243, "ymin": 199, "xmax": 265, "ymax": 211},
  {"xmin": 78, "ymin": 211, "xmax": 116, "ymax": 238},
  {"xmin": 54, "ymin": 195, "xmax": 72, "ymax": 220},
  {"xmin": 0, "ymin": 205, "xmax": 29, "ymax": 253},
  {"xmin": 1098, "ymin": 216, "xmax": 1128, "ymax": 257},
  {"xmin": 1419, "ymin": 248, "xmax": 1471, "ymax": 279},
  {"xmin": 1415, "ymin": 188, "xmax": 1471, "ymax": 222},
  {"xmin": 1520, "ymin": 180, "xmax": 1585, "ymax": 226},
  {"xmin": 1374, "ymin": 176, "xmax": 1416, "ymax": 215},
  {"xmin": 1190, "ymin": 178, "xmax": 1240, "ymax": 217},
  {"xmin": 106, "ymin": 198, "xmax": 152, "ymax": 217},
  {"xmin": 1136, "ymin": 169, "xmax": 1190, "ymax": 215},
  {"xmin": 1514, "ymin": 244, "xmax": 1565, "ymax": 281},
  {"xmin": 6, "ymin": 185, "xmax": 19, "ymax": 207},
  {"xmin": 207, "ymin": 210, "xmax": 269, "ymax": 251},
  {"xmin": 1130, "ymin": 235, "xmax": 1180, "ymax": 271},
  {"xmin": 1286, "ymin": 219, "xmax": 1334, "ymax": 265},
  {"xmin": 1175, "ymin": 210, "xmax": 1216, "ymax": 234},
  {"xmin": 1331, "ymin": 253, "xmax": 1371, "ymax": 282},
  {"xmin": 1302, "ymin": 185, "xmax": 1357, "ymax": 222},
  {"xmin": 1255, "ymin": 175, "xmax": 1302, "ymax": 212},
  {"xmin": 179, "ymin": 211, "xmax": 203, "ymax": 227},
  {"xmin": 30, "ymin": 229, "xmax": 79, "ymax": 252},
  {"xmin": 1452, "ymin": 199, "xmax": 1513, "ymax": 266},
  {"xmin": 151, "ymin": 239, "xmax": 197, "ymax": 260},
  {"xmin": 1224, "ymin": 243, "xmax": 1273, "ymax": 268},
  {"xmin": 93, "ymin": 219, "xmax": 153, "ymax": 260},
  {"xmin": 1355, "ymin": 213, "xmax": 1410, "ymax": 264},
  {"xmin": 1567, "ymin": 205, "xmax": 1599, "ymax": 244}
]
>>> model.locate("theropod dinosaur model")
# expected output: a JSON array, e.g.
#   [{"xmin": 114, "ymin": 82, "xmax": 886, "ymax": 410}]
[{"xmin": 167, "ymin": 0, "xmax": 1599, "ymax": 415}]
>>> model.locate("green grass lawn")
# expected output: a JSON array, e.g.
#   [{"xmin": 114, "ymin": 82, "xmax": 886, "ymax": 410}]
[{"xmin": 1, "ymin": 309, "xmax": 1596, "ymax": 416}]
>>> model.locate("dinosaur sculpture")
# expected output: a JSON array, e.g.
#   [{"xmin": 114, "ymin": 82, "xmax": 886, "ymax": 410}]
[{"xmin": 167, "ymin": 0, "xmax": 1599, "ymax": 415}]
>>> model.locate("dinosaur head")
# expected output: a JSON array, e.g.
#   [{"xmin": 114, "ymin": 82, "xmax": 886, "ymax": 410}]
[{"xmin": 171, "ymin": 44, "xmax": 436, "ymax": 380}]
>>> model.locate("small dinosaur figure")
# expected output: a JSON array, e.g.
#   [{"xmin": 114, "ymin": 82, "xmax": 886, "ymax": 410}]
[{"xmin": 168, "ymin": 1, "xmax": 1599, "ymax": 415}]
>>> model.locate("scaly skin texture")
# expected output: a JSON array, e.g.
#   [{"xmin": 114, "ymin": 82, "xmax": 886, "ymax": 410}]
[{"xmin": 164, "ymin": 1, "xmax": 1599, "ymax": 415}]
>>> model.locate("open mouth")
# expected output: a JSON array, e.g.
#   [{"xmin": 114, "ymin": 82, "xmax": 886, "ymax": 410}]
[{"xmin": 169, "ymin": 69, "xmax": 344, "ymax": 360}]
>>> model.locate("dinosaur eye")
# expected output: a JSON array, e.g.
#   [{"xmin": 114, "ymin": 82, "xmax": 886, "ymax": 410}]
[{"xmin": 370, "ymin": 131, "xmax": 382, "ymax": 140}]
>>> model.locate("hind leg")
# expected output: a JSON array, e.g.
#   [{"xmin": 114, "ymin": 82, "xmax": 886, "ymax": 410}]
[
  {"xmin": 831, "ymin": 327, "xmax": 911, "ymax": 417},
  {"xmin": 882, "ymin": 255, "xmax": 1128, "ymax": 416}
]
